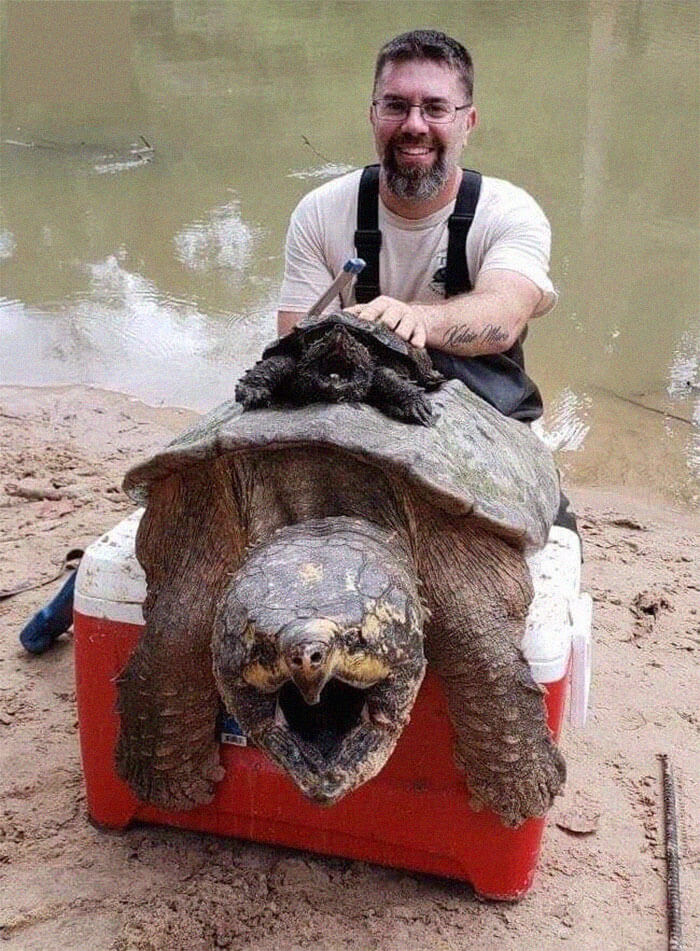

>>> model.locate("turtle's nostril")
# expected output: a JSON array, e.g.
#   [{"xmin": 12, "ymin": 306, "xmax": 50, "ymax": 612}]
[
  {"xmin": 291, "ymin": 655, "xmax": 303, "ymax": 668},
  {"xmin": 310, "ymin": 651, "xmax": 323, "ymax": 665}
]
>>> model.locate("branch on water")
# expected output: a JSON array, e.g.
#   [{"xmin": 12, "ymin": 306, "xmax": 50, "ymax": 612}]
[
  {"xmin": 591, "ymin": 384, "xmax": 694, "ymax": 427},
  {"xmin": 301, "ymin": 134, "xmax": 333, "ymax": 165}
]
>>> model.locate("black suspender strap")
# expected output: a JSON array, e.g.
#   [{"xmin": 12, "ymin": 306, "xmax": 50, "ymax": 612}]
[
  {"xmin": 354, "ymin": 164, "xmax": 382, "ymax": 304},
  {"xmin": 445, "ymin": 169, "xmax": 482, "ymax": 297}
]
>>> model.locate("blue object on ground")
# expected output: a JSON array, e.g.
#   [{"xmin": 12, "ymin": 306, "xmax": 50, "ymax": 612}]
[{"xmin": 20, "ymin": 570, "xmax": 77, "ymax": 655}]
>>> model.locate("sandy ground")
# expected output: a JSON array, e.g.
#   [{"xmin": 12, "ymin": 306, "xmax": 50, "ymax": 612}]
[{"xmin": 0, "ymin": 384, "xmax": 698, "ymax": 951}]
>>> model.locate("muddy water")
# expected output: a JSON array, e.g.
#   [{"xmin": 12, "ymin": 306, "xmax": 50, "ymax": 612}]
[{"xmin": 1, "ymin": 1, "xmax": 698, "ymax": 507}]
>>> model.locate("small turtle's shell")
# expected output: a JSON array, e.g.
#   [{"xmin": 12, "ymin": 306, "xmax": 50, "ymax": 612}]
[
  {"xmin": 124, "ymin": 380, "xmax": 559, "ymax": 550},
  {"xmin": 262, "ymin": 311, "xmax": 443, "ymax": 388}
]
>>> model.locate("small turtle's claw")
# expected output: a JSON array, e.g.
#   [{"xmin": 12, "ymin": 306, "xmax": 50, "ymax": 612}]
[
  {"xmin": 235, "ymin": 382, "xmax": 273, "ymax": 410},
  {"xmin": 410, "ymin": 397, "xmax": 434, "ymax": 426},
  {"xmin": 395, "ymin": 395, "xmax": 433, "ymax": 426}
]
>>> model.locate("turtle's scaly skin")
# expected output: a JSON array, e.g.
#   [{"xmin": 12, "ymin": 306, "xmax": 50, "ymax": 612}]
[
  {"xmin": 235, "ymin": 311, "xmax": 444, "ymax": 424},
  {"xmin": 117, "ymin": 380, "xmax": 564, "ymax": 826}
]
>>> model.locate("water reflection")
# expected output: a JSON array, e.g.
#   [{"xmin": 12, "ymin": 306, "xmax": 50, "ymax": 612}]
[
  {"xmin": 0, "ymin": 0, "xmax": 698, "ymax": 505},
  {"xmin": 0, "ymin": 231, "xmax": 15, "ymax": 260},
  {"xmin": 533, "ymin": 388, "xmax": 591, "ymax": 454},
  {"xmin": 173, "ymin": 197, "xmax": 258, "ymax": 275},
  {"xmin": 288, "ymin": 163, "xmax": 356, "ymax": 181},
  {"xmin": 0, "ymin": 255, "xmax": 276, "ymax": 407}
]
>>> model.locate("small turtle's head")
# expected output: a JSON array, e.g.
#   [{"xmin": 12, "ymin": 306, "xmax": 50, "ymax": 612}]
[
  {"xmin": 296, "ymin": 324, "xmax": 374, "ymax": 402},
  {"xmin": 212, "ymin": 518, "xmax": 426, "ymax": 805}
]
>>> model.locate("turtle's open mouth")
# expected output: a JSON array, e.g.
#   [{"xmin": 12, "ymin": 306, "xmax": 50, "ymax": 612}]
[
  {"xmin": 275, "ymin": 678, "xmax": 369, "ymax": 758},
  {"xmin": 295, "ymin": 327, "xmax": 374, "ymax": 402},
  {"xmin": 299, "ymin": 357, "xmax": 372, "ymax": 401},
  {"xmin": 319, "ymin": 356, "xmax": 354, "ymax": 378}
]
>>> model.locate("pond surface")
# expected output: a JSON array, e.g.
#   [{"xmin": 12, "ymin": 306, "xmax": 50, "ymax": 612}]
[{"xmin": 1, "ymin": 1, "xmax": 698, "ymax": 507}]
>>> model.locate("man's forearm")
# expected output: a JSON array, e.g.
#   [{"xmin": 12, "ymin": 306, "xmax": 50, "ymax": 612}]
[
  {"xmin": 346, "ymin": 270, "xmax": 543, "ymax": 355},
  {"xmin": 416, "ymin": 289, "xmax": 530, "ymax": 358}
]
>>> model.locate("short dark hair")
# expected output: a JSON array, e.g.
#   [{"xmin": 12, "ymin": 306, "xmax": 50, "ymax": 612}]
[{"xmin": 373, "ymin": 30, "xmax": 474, "ymax": 102}]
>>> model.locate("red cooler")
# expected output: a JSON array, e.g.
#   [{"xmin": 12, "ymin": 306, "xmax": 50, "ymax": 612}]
[{"xmin": 74, "ymin": 511, "xmax": 591, "ymax": 900}]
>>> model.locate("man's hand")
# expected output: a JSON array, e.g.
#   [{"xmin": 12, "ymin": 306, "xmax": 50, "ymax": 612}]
[{"xmin": 345, "ymin": 297, "xmax": 430, "ymax": 348}]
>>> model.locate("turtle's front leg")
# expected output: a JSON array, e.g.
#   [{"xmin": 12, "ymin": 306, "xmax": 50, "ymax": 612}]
[
  {"xmin": 420, "ymin": 521, "xmax": 566, "ymax": 828},
  {"xmin": 115, "ymin": 463, "xmax": 245, "ymax": 811},
  {"xmin": 434, "ymin": 624, "xmax": 566, "ymax": 827},
  {"xmin": 235, "ymin": 355, "xmax": 297, "ymax": 409},
  {"xmin": 369, "ymin": 366, "xmax": 435, "ymax": 425}
]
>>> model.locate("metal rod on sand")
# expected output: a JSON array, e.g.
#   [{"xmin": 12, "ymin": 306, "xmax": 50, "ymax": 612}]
[
  {"xmin": 659, "ymin": 753, "xmax": 683, "ymax": 951},
  {"xmin": 306, "ymin": 258, "xmax": 365, "ymax": 318}
]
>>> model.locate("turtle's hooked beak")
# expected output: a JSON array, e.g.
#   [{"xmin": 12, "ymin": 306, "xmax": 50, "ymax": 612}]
[{"xmin": 279, "ymin": 618, "xmax": 338, "ymax": 705}]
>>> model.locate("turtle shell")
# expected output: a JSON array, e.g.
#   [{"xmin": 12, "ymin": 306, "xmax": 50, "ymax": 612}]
[
  {"xmin": 262, "ymin": 311, "xmax": 443, "ymax": 387},
  {"xmin": 124, "ymin": 380, "xmax": 559, "ymax": 550}
]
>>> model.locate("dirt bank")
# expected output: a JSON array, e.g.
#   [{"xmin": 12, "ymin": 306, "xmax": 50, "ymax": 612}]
[{"xmin": 1, "ymin": 385, "xmax": 698, "ymax": 951}]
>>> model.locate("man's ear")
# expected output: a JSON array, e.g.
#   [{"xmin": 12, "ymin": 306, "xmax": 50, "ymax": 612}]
[
  {"xmin": 463, "ymin": 106, "xmax": 478, "ymax": 144},
  {"xmin": 368, "ymin": 100, "xmax": 377, "ymax": 130}
]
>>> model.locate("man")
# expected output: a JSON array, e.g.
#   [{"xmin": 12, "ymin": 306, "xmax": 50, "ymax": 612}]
[{"xmin": 277, "ymin": 29, "xmax": 558, "ymax": 425}]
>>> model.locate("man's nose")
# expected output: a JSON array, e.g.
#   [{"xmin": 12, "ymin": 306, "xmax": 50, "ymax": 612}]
[{"xmin": 400, "ymin": 104, "xmax": 431, "ymax": 135}]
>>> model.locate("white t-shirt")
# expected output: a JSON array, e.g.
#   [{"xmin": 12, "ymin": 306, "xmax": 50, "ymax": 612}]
[{"xmin": 279, "ymin": 168, "xmax": 557, "ymax": 317}]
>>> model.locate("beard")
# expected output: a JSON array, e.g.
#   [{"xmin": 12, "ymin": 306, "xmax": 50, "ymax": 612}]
[{"xmin": 382, "ymin": 135, "xmax": 450, "ymax": 201}]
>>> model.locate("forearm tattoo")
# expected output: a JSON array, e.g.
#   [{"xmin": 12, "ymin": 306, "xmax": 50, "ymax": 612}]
[{"xmin": 442, "ymin": 323, "xmax": 510, "ymax": 347}]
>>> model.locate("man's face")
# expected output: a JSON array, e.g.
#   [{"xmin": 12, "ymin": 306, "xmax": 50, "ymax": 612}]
[{"xmin": 371, "ymin": 59, "xmax": 477, "ymax": 201}]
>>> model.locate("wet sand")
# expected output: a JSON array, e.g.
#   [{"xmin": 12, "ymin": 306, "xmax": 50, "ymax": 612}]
[{"xmin": 1, "ymin": 384, "xmax": 698, "ymax": 951}]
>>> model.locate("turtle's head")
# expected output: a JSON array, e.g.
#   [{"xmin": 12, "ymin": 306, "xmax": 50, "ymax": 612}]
[
  {"xmin": 296, "ymin": 325, "xmax": 374, "ymax": 402},
  {"xmin": 212, "ymin": 518, "xmax": 426, "ymax": 805}
]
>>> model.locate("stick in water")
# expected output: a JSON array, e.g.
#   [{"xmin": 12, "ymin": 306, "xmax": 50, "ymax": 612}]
[
  {"xmin": 659, "ymin": 754, "xmax": 683, "ymax": 951},
  {"xmin": 307, "ymin": 258, "xmax": 365, "ymax": 318}
]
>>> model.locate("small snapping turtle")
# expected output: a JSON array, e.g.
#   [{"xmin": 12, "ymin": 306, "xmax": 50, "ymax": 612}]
[
  {"xmin": 117, "ymin": 380, "xmax": 565, "ymax": 827},
  {"xmin": 235, "ymin": 311, "xmax": 444, "ymax": 424}
]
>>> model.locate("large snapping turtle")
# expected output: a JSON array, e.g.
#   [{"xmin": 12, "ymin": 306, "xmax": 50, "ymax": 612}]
[{"xmin": 117, "ymin": 379, "xmax": 565, "ymax": 827}]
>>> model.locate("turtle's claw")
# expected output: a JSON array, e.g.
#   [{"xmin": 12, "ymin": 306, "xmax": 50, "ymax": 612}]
[
  {"xmin": 235, "ymin": 381, "xmax": 273, "ymax": 409},
  {"xmin": 393, "ymin": 395, "xmax": 433, "ymax": 426},
  {"xmin": 466, "ymin": 738, "xmax": 566, "ymax": 828},
  {"xmin": 410, "ymin": 397, "xmax": 434, "ymax": 426},
  {"xmin": 117, "ymin": 739, "xmax": 225, "ymax": 812}
]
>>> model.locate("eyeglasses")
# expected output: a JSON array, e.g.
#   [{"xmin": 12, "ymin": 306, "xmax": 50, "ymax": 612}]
[{"xmin": 372, "ymin": 97, "xmax": 471, "ymax": 124}]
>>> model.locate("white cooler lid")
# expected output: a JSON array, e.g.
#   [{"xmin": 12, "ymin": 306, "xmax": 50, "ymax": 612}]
[{"xmin": 75, "ymin": 514, "xmax": 582, "ymax": 683}]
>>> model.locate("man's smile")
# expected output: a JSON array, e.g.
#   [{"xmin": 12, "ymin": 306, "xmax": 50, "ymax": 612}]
[{"xmin": 390, "ymin": 137, "xmax": 440, "ymax": 167}]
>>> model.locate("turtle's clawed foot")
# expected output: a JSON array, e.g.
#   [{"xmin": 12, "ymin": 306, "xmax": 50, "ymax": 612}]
[
  {"xmin": 384, "ymin": 394, "xmax": 434, "ymax": 426},
  {"xmin": 406, "ymin": 395, "xmax": 435, "ymax": 426},
  {"xmin": 235, "ymin": 379, "xmax": 273, "ymax": 410},
  {"xmin": 463, "ymin": 738, "xmax": 566, "ymax": 828},
  {"xmin": 235, "ymin": 354, "xmax": 296, "ymax": 409},
  {"xmin": 116, "ymin": 739, "xmax": 225, "ymax": 812}
]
